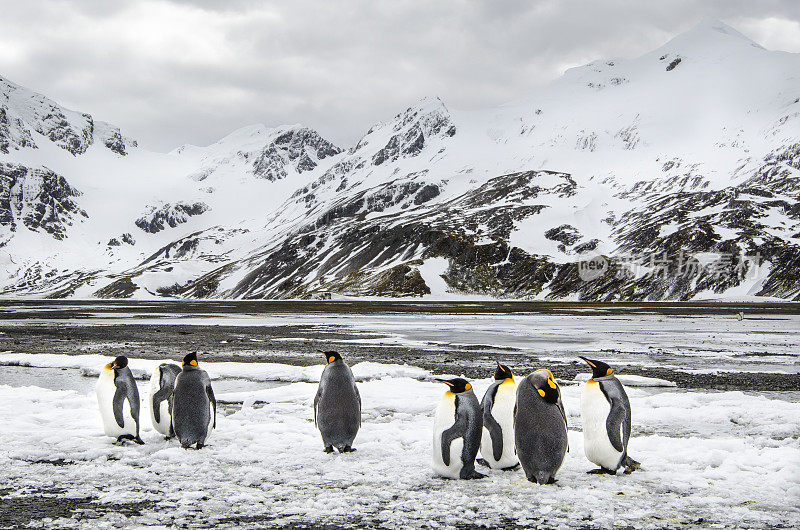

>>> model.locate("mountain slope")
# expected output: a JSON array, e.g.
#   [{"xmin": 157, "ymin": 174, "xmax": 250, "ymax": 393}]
[{"xmin": 0, "ymin": 19, "xmax": 798, "ymax": 300}]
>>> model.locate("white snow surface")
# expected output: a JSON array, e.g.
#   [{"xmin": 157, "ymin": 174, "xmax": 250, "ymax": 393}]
[{"xmin": 0, "ymin": 354, "xmax": 798, "ymax": 528}]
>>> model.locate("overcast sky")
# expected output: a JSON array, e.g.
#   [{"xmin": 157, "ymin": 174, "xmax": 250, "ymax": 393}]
[{"xmin": 1, "ymin": 0, "xmax": 798, "ymax": 152}]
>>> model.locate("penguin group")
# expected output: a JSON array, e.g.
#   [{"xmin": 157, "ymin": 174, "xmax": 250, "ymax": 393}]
[
  {"xmin": 96, "ymin": 349, "xmax": 639, "ymax": 482},
  {"xmin": 96, "ymin": 351, "xmax": 215, "ymax": 449},
  {"xmin": 432, "ymin": 358, "xmax": 639, "ymax": 483}
]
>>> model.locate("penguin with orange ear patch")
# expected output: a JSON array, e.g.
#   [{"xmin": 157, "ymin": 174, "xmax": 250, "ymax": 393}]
[
  {"xmin": 578, "ymin": 357, "xmax": 639, "ymax": 474},
  {"xmin": 432, "ymin": 378, "xmax": 485, "ymax": 479},
  {"xmin": 514, "ymin": 369, "xmax": 567, "ymax": 484},
  {"xmin": 314, "ymin": 351, "xmax": 361, "ymax": 453},
  {"xmin": 172, "ymin": 352, "xmax": 216, "ymax": 449}
]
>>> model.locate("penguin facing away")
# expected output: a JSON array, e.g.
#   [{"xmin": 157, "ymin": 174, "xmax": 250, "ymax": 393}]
[
  {"xmin": 172, "ymin": 352, "xmax": 216, "ymax": 450},
  {"xmin": 149, "ymin": 362, "xmax": 181, "ymax": 438},
  {"xmin": 96, "ymin": 355, "xmax": 144, "ymax": 445},
  {"xmin": 478, "ymin": 363, "xmax": 519, "ymax": 470},
  {"xmin": 314, "ymin": 350, "xmax": 361, "ymax": 453},
  {"xmin": 578, "ymin": 356, "xmax": 640, "ymax": 474},
  {"xmin": 514, "ymin": 369, "xmax": 568, "ymax": 484},
  {"xmin": 432, "ymin": 378, "xmax": 486, "ymax": 479}
]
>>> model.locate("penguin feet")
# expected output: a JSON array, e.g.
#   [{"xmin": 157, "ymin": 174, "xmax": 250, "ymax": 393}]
[
  {"xmin": 324, "ymin": 446, "xmax": 334, "ymax": 453},
  {"xmin": 476, "ymin": 458, "xmax": 490, "ymax": 468},
  {"xmin": 115, "ymin": 435, "xmax": 144, "ymax": 445},
  {"xmin": 340, "ymin": 446, "xmax": 356, "ymax": 453},
  {"xmin": 461, "ymin": 469, "xmax": 487, "ymax": 479},
  {"xmin": 501, "ymin": 463, "xmax": 521, "ymax": 471},
  {"xmin": 195, "ymin": 442, "xmax": 204, "ymax": 450},
  {"xmin": 587, "ymin": 467, "xmax": 617, "ymax": 475},
  {"xmin": 622, "ymin": 456, "xmax": 641, "ymax": 474}
]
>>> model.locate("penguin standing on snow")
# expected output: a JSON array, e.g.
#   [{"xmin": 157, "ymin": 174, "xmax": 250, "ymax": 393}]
[
  {"xmin": 172, "ymin": 352, "xmax": 216, "ymax": 449},
  {"xmin": 149, "ymin": 362, "xmax": 181, "ymax": 438},
  {"xmin": 431, "ymin": 378, "xmax": 485, "ymax": 479},
  {"xmin": 478, "ymin": 363, "xmax": 519, "ymax": 470},
  {"xmin": 578, "ymin": 356, "xmax": 640, "ymax": 474},
  {"xmin": 96, "ymin": 356, "xmax": 144, "ymax": 445},
  {"xmin": 514, "ymin": 369, "xmax": 567, "ymax": 484},
  {"xmin": 314, "ymin": 351, "xmax": 361, "ymax": 453}
]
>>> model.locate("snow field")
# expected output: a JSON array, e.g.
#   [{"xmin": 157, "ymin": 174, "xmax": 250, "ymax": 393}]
[{"xmin": 0, "ymin": 354, "xmax": 798, "ymax": 528}]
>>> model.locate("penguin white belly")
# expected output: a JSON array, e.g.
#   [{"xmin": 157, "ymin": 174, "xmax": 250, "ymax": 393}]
[
  {"xmin": 480, "ymin": 381, "xmax": 518, "ymax": 469},
  {"xmin": 432, "ymin": 394, "xmax": 463, "ymax": 479},
  {"xmin": 581, "ymin": 381, "xmax": 622, "ymax": 470},
  {"xmin": 96, "ymin": 370, "xmax": 136, "ymax": 438}
]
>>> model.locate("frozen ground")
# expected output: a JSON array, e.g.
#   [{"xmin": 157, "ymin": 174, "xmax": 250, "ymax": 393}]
[
  {"xmin": 0, "ymin": 302, "xmax": 798, "ymax": 528},
  {"xmin": 0, "ymin": 357, "xmax": 798, "ymax": 528}
]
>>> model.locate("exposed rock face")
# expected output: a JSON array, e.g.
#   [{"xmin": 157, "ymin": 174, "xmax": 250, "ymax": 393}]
[
  {"xmin": 252, "ymin": 128, "xmax": 341, "ymax": 181},
  {"xmin": 0, "ymin": 163, "xmax": 86, "ymax": 242},
  {"xmin": 371, "ymin": 99, "xmax": 456, "ymax": 166},
  {"xmin": 135, "ymin": 202, "xmax": 210, "ymax": 233},
  {"xmin": 0, "ymin": 105, "xmax": 37, "ymax": 154}
]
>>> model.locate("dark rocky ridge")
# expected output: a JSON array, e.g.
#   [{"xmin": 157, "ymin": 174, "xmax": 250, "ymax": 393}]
[
  {"xmin": 0, "ymin": 162, "xmax": 86, "ymax": 242},
  {"xmin": 252, "ymin": 128, "xmax": 342, "ymax": 181},
  {"xmin": 135, "ymin": 201, "xmax": 210, "ymax": 233}
]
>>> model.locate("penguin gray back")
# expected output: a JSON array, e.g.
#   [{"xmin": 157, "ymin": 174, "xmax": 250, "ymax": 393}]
[
  {"xmin": 150, "ymin": 363, "xmax": 181, "ymax": 436},
  {"xmin": 152, "ymin": 363, "xmax": 180, "ymax": 422},
  {"xmin": 172, "ymin": 353, "xmax": 216, "ymax": 449},
  {"xmin": 314, "ymin": 351, "xmax": 361, "ymax": 452},
  {"xmin": 514, "ymin": 369, "xmax": 568, "ymax": 484}
]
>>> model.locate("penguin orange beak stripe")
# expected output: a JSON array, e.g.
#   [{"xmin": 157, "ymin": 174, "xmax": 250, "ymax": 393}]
[
  {"xmin": 579, "ymin": 356, "xmax": 596, "ymax": 368},
  {"xmin": 436, "ymin": 379, "xmax": 454, "ymax": 386}
]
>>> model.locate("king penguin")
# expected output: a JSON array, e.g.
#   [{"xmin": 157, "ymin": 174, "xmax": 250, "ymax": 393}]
[
  {"xmin": 149, "ymin": 362, "xmax": 181, "ymax": 438},
  {"xmin": 578, "ymin": 356, "xmax": 640, "ymax": 474},
  {"xmin": 96, "ymin": 355, "xmax": 144, "ymax": 444},
  {"xmin": 514, "ymin": 369, "xmax": 568, "ymax": 484},
  {"xmin": 478, "ymin": 363, "xmax": 519, "ymax": 470},
  {"xmin": 431, "ymin": 378, "xmax": 485, "ymax": 479},
  {"xmin": 172, "ymin": 352, "xmax": 216, "ymax": 449},
  {"xmin": 314, "ymin": 350, "xmax": 361, "ymax": 453}
]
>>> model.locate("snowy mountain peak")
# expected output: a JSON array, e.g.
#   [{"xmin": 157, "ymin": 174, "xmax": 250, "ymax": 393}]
[
  {"xmin": 0, "ymin": 74, "xmax": 137, "ymax": 156},
  {"xmin": 655, "ymin": 17, "xmax": 766, "ymax": 60}
]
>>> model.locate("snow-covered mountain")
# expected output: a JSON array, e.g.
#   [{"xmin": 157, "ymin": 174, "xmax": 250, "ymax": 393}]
[{"xmin": 1, "ymin": 19, "xmax": 798, "ymax": 300}]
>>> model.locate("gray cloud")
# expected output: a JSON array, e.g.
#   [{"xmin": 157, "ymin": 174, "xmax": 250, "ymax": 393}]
[{"xmin": 0, "ymin": 0, "xmax": 798, "ymax": 151}]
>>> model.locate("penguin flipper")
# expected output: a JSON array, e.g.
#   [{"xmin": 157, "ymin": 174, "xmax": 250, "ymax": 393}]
[
  {"xmin": 483, "ymin": 410, "xmax": 504, "ymax": 462},
  {"xmin": 206, "ymin": 383, "xmax": 216, "ymax": 429},
  {"xmin": 354, "ymin": 383, "xmax": 362, "ymax": 428},
  {"xmin": 605, "ymin": 397, "xmax": 627, "ymax": 454},
  {"xmin": 313, "ymin": 387, "xmax": 321, "ymax": 427},
  {"xmin": 441, "ymin": 408, "xmax": 467, "ymax": 467},
  {"xmin": 151, "ymin": 371, "xmax": 174, "ymax": 424},
  {"xmin": 112, "ymin": 383, "xmax": 128, "ymax": 429}
]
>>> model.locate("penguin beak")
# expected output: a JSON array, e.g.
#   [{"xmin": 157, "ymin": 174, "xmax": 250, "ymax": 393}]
[
  {"xmin": 578, "ymin": 356, "xmax": 596, "ymax": 368},
  {"xmin": 435, "ymin": 379, "xmax": 454, "ymax": 387}
]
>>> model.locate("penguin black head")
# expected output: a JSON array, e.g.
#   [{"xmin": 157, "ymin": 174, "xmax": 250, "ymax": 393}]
[
  {"xmin": 320, "ymin": 350, "xmax": 342, "ymax": 364},
  {"xmin": 530, "ymin": 369, "xmax": 559, "ymax": 404},
  {"xmin": 579, "ymin": 356, "xmax": 614, "ymax": 380},
  {"xmin": 494, "ymin": 362, "xmax": 513, "ymax": 381},
  {"xmin": 107, "ymin": 356, "xmax": 128, "ymax": 370},
  {"xmin": 182, "ymin": 351, "xmax": 199, "ymax": 367},
  {"xmin": 436, "ymin": 378, "xmax": 472, "ymax": 394}
]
